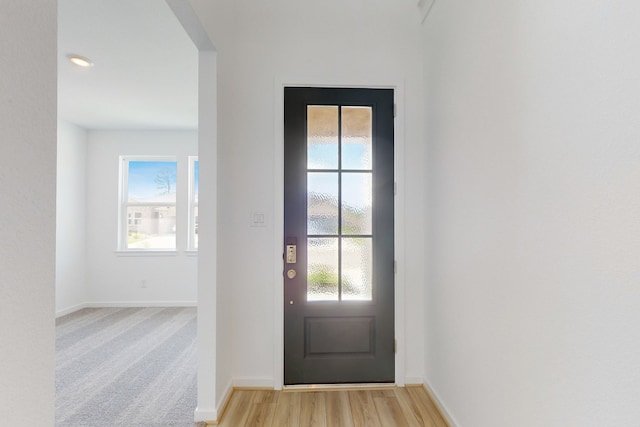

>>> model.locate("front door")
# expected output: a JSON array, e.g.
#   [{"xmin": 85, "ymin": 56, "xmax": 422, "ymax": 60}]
[{"xmin": 284, "ymin": 87, "xmax": 394, "ymax": 385}]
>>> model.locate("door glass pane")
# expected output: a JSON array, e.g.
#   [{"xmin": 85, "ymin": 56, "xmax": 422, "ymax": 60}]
[
  {"xmin": 308, "ymin": 106, "xmax": 339, "ymax": 169},
  {"xmin": 127, "ymin": 206, "xmax": 176, "ymax": 249},
  {"xmin": 307, "ymin": 238, "xmax": 339, "ymax": 301},
  {"xmin": 341, "ymin": 238, "xmax": 372, "ymax": 301},
  {"xmin": 342, "ymin": 173, "xmax": 372, "ymax": 235},
  {"xmin": 341, "ymin": 106, "xmax": 372, "ymax": 170},
  {"xmin": 308, "ymin": 172, "xmax": 339, "ymax": 235}
]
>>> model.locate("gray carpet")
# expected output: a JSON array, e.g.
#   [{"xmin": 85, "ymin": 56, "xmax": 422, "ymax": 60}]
[{"xmin": 56, "ymin": 307, "xmax": 202, "ymax": 427}]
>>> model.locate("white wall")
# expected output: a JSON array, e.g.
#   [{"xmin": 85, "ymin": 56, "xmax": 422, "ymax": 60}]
[
  {"xmin": 164, "ymin": 3, "xmax": 221, "ymax": 421},
  {"xmin": 56, "ymin": 120, "xmax": 88, "ymax": 315},
  {"xmin": 190, "ymin": 0, "xmax": 428, "ymax": 388},
  {"xmin": 423, "ymin": 1, "xmax": 640, "ymax": 425},
  {"xmin": 85, "ymin": 130, "xmax": 198, "ymax": 305},
  {"xmin": 0, "ymin": 1, "xmax": 57, "ymax": 424}
]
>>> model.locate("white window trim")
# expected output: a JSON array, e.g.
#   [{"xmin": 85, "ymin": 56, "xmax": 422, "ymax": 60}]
[
  {"xmin": 187, "ymin": 156, "xmax": 199, "ymax": 252},
  {"xmin": 118, "ymin": 155, "xmax": 178, "ymax": 252},
  {"xmin": 115, "ymin": 250, "xmax": 178, "ymax": 257}
]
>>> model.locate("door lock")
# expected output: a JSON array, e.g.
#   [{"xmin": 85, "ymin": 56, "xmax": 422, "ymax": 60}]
[
  {"xmin": 286, "ymin": 245, "xmax": 297, "ymax": 264},
  {"xmin": 287, "ymin": 269, "xmax": 296, "ymax": 279}
]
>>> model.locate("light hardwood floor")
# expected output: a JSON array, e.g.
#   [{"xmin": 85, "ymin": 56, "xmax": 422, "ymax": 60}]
[{"xmin": 212, "ymin": 386, "xmax": 449, "ymax": 426}]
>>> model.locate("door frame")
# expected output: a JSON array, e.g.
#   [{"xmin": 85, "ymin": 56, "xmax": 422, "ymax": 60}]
[{"xmin": 273, "ymin": 78, "xmax": 407, "ymax": 389}]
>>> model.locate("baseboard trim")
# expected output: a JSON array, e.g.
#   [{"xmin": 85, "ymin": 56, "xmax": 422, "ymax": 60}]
[
  {"xmin": 232, "ymin": 377, "xmax": 275, "ymax": 388},
  {"xmin": 208, "ymin": 380, "xmax": 234, "ymax": 425},
  {"xmin": 404, "ymin": 377, "xmax": 425, "ymax": 386},
  {"xmin": 193, "ymin": 406, "xmax": 217, "ymax": 424},
  {"xmin": 422, "ymin": 378, "xmax": 459, "ymax": 427},
  {"xmin": 210, "ymin": 378, "xmax": 276, "ymax": 424},
  {"xmin": 56, "ymin": 302, "xmax": 88, "ymax": 318},
  {"xmin": 209, "ymin": 379, "xmax": 268, "ymax": 425},
  {"xmin": 87, "ymin": 301, "xmax": 197, "ymax": 308}
]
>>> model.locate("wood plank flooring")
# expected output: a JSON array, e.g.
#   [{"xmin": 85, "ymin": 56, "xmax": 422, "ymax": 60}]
[{"xmin": 214, "ymin": 386, "xmax": 449, "ymax": 427}]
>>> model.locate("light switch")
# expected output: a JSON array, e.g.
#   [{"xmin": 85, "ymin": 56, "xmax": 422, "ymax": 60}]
[{"xmin": 250, "ymin": 211, "xmax": 266, "ymax": 227}]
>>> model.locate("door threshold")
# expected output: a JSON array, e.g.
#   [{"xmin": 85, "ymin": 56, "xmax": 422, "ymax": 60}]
[{"xmin": 282, "ymin": 383, "xmax": 396, "ymax": 392}]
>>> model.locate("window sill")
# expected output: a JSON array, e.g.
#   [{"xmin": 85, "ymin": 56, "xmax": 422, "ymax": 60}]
[
  {"xmin": 185, "ymin": 250, "xmax": 199, "ymax": 257},
  {"xmin": 115, "ymin": 250, "xmax": 178, "ymax": 257}
]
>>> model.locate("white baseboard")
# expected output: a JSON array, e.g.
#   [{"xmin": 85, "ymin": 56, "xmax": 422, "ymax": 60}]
[
  {"xmin": 212, "ymin": 379, "xmax": 234, "ymax": 422},
  {"xmin": 87, "ymin": 301, "xmax": 197, "ymax": 308},
  {"xmin": 193, "ymin": 406, "xmax": 217, "ymax": 423},
  {"xmin": 56, "ymin": 302, "xmax": 89, "ymax": 318},
  {"xmin": 233, "ymin": 377, "xmax": 275, "ymax": 388},
  {"xmin": 423, "ymin": 378, "xmax": 459, "ymax": 427},
  {"xmin": 197, "ymin": 378, "xmax": 273, "ymax": 424},
  {"xmin": 404, "ymin": 377, "xmax": 425, "ymax": 386},
  {"xmin": 203, "ymin": 378, "xmax": 273, "ymax": 423}
]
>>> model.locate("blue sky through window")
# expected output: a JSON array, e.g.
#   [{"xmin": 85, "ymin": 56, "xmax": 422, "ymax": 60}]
[
  {"xmin": 194, "ymin": 160, "xmax": 199, "ymax": 200},
  {"xmin": 307, "ymin": 142, "xmax": 371, "ymax": 210},
  {"xmin": 127, "ymin": 160, "xmax": 177, "ymax": 202},
  {"xmin": 308, "ymin": 142, "xmax": 338, "ymax": 169}
]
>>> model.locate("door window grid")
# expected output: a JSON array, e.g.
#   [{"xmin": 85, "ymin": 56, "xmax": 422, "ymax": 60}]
[{"xmin": 306, "ymin": 105, "xmax": 373, "ymax": 301}]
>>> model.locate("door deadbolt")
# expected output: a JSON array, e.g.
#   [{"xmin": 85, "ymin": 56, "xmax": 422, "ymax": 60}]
[{"xmin": 287, "ymin": 269, "xmax": 296, "ymax": 279}]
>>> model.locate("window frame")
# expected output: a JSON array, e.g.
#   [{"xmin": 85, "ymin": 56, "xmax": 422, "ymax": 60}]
[
  {"xmin": 187, "ymin": 156, "xmax": 199, "ymax": 252},
  {"xmin": 118, "ymin": 155, "xmax": 178, "ymax": 252}
]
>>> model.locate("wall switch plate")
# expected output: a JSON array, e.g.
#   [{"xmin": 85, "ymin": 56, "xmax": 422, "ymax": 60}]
[{"xmin": 250, "ymin": 211, "xmax": 266, "ymax": 227}]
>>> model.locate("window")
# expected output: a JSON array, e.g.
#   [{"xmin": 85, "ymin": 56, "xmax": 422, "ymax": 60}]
[
  {"xmin": 188, "ymin": 157, "xmax": 199, "ymax": 250},
  {"xmin": 120, "ymin": 157, "xmax": 177, "ymax": 250}
]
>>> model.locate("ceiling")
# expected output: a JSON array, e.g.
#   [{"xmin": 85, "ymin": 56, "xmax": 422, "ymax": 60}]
[{"xmin": 58, "ymin": 0, "xmax": 198, "ymax": 130}]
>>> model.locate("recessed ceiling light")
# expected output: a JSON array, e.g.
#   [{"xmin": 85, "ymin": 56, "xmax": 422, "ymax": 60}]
[{"xmin": 68, "ymin": 55, "xmax": 94, "ymax": 68}]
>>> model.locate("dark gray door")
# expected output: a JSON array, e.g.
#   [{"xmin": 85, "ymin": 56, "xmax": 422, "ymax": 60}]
[{"xmin": 284, "ymin": 87, "xmax": 395, "ymax": 384}]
